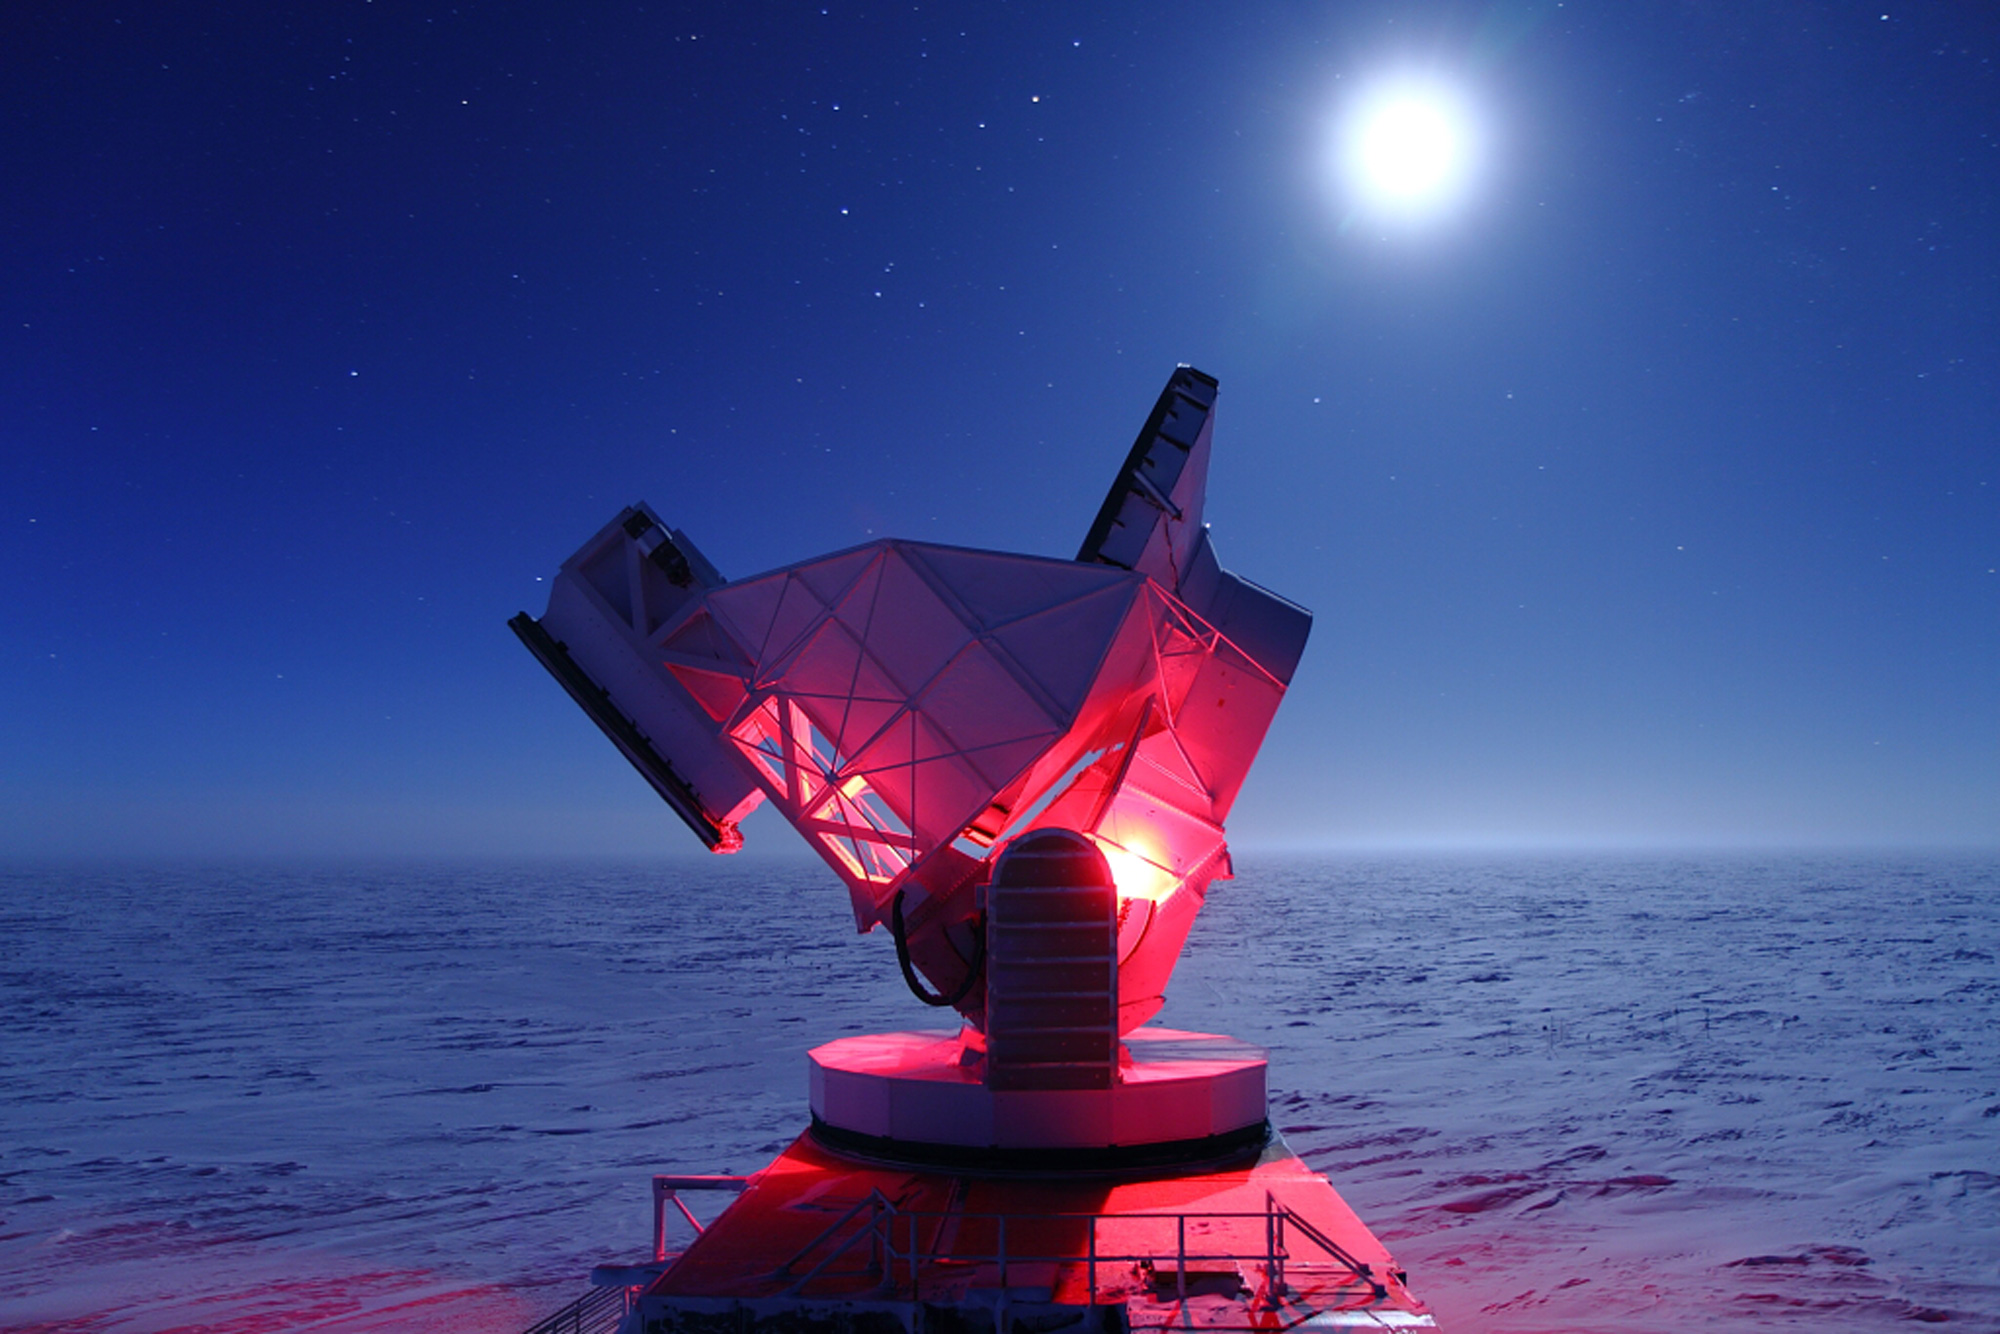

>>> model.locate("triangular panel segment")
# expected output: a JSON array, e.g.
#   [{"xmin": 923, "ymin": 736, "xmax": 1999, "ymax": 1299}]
[
  {"xmin": 983, "ymin": 582, "xmax": 1138, "ymax": 720},
  {"xmin": 753, "ymin": 575, "xmax": 834, "ymax": 679},
  {"xmin": 772, "ymin": 618, "xmax": 867, "ymax": 705},
  {"xmin": 653, "ymin": 609, "xmax": 747, "ymax": 672},
  {"xmin": 665, "ymin": 663, "xmax": 750, "ymax": 723},
  {"xmin": 793, "ymin": 545, "xmax": 884, "ymax": 609},
  {"xmin": 905, "ymin": 545, "xmax": 1132, "ymax": 633},
  {"xmin": 912, "ymin": 642, "xmax": 1057, "ymax": 755},
  {"xmin": 707, "ymin": 573, "xmax": 791, "ymax": 668},
  {"xmin": 1128, "ymin": 726, "xmax": 1215, "ymax": 811},
  {"xmin": 956, "ymin": 732, "xmax": 1061, "ymax": 795},
  {"xmin": 855, "ymin": 547, "xmax": 975, "ymax": 697}
]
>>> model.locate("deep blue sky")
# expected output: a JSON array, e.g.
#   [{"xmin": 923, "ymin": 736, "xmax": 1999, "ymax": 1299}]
[{"xmin": 5, "ymin": 2, "xmax": 1995, "ymax": 858}]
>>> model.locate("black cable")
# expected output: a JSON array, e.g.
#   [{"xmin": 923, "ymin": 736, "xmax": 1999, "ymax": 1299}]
[{"xmin": 890, "ymin": 889, "xmax": 984, "ymax": 1008}]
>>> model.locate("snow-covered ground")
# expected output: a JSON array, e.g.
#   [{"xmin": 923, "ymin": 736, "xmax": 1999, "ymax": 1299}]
[{"xmin": 2, "ymin": 854, "xmax": 1995, "ymax": 1331}]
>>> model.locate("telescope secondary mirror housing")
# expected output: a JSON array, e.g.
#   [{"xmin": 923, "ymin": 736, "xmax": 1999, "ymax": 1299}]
[{"xmin": 512, "ymin": 368, "xmax": 1311, "ymax": 1043}]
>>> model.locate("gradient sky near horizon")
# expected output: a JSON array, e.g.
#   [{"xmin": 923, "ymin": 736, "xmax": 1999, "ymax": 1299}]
[{"xmin": 4, "ymin": 2, "xmax": 1996, "ymax": 859}]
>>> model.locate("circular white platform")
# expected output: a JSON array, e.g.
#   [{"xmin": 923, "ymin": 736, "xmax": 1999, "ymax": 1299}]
[{"xmin": 808, "ymin": 1026, "xmax": 1267, "ymax": 1156}]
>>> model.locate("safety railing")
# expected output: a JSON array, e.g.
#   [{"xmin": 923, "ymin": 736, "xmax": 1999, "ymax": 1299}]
[
  {"xmin": 653, "ymin": 1174, "xmax": 751, "ymax": 1262},
  {"xmin": 776, "ymin": 1188, "xmax": 901, "ymax": 1296},
  {"xmin": 519, "ymin": 1284, "xmax": 629, "ymax": 1334},
  {"xmin": 772, "ymin": 1190, "xmax": 1386, "ymax": 1307},
  {"xmin": 523, "ymin": 1176, "xmax": 753, "ymax": 1334}
]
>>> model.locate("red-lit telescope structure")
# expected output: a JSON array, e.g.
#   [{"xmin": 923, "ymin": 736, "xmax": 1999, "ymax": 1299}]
[
  {"xmin": 511, "ymin": 369, "xmax": 1439, "ymax": 1334},
  {"xmin": 512, "ymin": 367, "xmax": 1306, "ymax": 1038}
]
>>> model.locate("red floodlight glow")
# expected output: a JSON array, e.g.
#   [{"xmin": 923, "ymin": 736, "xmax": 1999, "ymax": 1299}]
[{"xmin": 1095, "ymin": 832, "xmax": 1177, "ymax": 904}]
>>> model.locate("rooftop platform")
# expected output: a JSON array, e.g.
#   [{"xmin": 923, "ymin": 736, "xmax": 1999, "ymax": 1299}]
[{"xmin": 630, "ymin": 1129, "xmax": 1437, "ymax": 1333}]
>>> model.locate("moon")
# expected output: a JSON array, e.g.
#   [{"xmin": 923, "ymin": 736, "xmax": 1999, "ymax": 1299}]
[{"xmin": 1338, "ymin": 76, "xmax": 1480, "ymax": 221}]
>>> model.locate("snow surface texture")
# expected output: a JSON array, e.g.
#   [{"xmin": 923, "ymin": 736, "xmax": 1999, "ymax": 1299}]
[{"xmin": 2, "ymin": 855, "xmax": 1996, "ymax": 1332}]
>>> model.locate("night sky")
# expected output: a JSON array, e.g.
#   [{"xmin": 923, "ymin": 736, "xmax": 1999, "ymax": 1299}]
[{"xmin": 6, "ymin": 3, "xmax": 1996, "ymax": 859}]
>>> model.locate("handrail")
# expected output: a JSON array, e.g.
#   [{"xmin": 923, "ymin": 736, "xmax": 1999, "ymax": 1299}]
[
  {"xmin": 633, "ymin": 1178, "xmax": 1387, "ymax": 1312},
  {"xmin": 519, "ymin": 1284, "xmax": 629, "ymax": 1334},
  {"xmin": 776, "ymin": 1188, "xmax": 898, "ymax": 1295},
  {"xmin": 653, "ymin": 1175, "xmax": 751, "ymax": 1263},
  {"xmin": 777, "ymin": 1198, "xmax": 1380, "ymax": 1306},
  {"xmin": 1265, "ymin": 1190, "xmax": 1379, "ymax": 1294}
]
